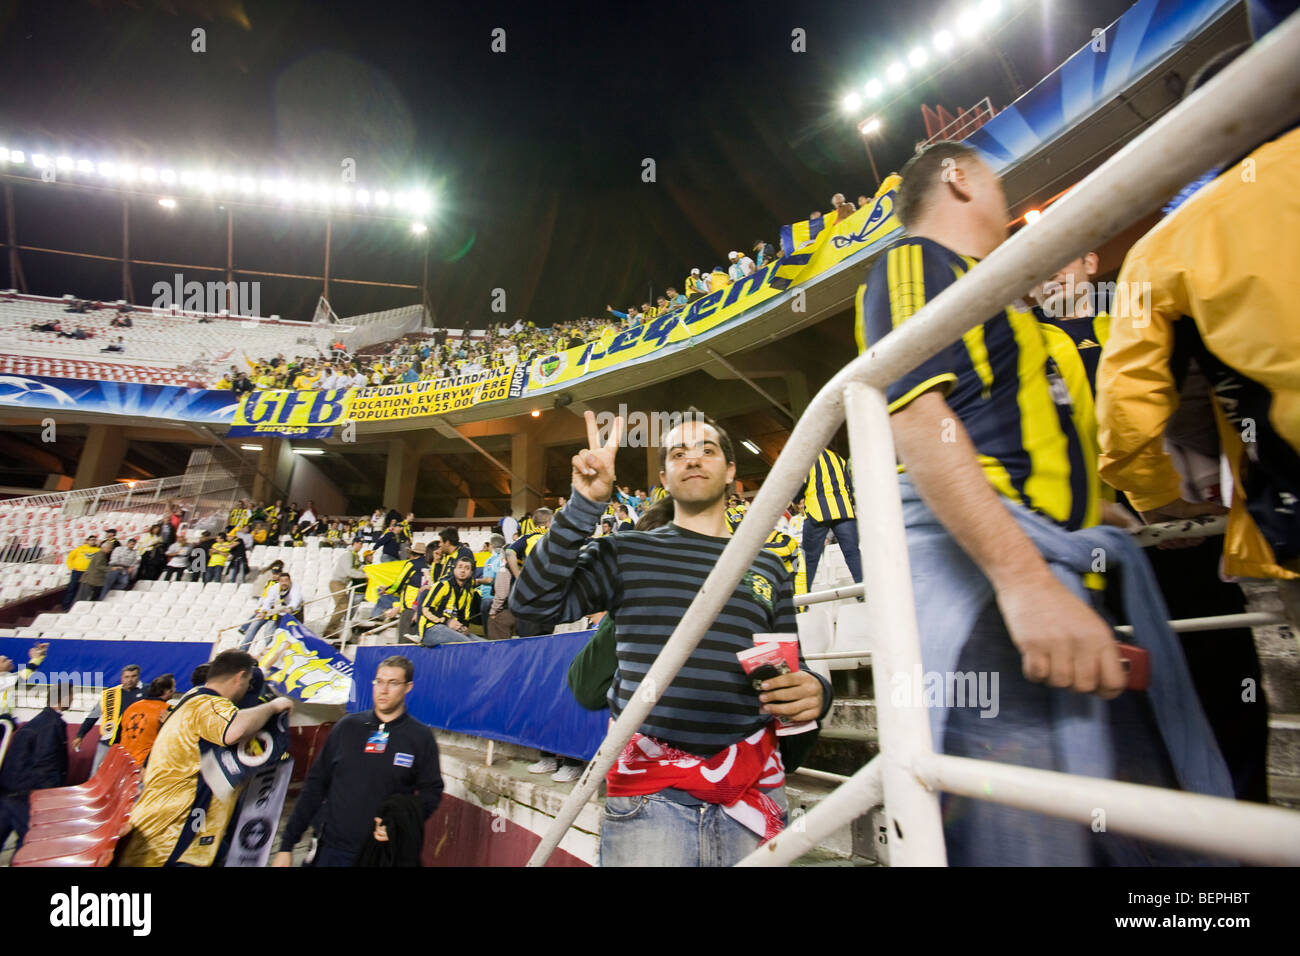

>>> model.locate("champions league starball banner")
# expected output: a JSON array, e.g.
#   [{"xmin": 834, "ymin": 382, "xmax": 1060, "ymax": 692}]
[{"xmin": 0, "ymin": 373, "xmax": 239, "ymax": 422}]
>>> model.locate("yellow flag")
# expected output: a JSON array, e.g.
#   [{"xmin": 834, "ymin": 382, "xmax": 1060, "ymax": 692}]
[{"xmin": 363, "ymin": 560, "xmax": 407, "ymax": 603}]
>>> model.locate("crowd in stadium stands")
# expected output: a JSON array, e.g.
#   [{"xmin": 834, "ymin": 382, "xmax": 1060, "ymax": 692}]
[{"xmin": 217, "ymin": 185, "xmax": 905, "ymax": 394}]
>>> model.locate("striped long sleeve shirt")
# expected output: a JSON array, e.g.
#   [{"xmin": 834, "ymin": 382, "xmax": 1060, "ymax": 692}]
[{"xmin": 510, "ymin": 488, "xmax": 832, "ymax": 756}]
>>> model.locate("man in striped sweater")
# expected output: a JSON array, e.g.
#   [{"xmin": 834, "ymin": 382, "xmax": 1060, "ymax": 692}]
[{"xmin": 511, "ymin": 409, "xmax": 832, "ymax": 866}]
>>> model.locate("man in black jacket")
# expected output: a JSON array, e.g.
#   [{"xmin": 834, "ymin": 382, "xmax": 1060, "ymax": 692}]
[
  {"xmin": 0, "ymin": 683, "xmax": 72, "ymax": 850},
  {"xmin": 272, "ymin": 656, "xmax": 442, "ymax": 867}
]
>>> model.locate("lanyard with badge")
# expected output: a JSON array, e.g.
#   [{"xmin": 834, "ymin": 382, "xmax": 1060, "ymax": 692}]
[{"xmin": 365, "ymin": 722, "xmax": 389, "ymax": 754}]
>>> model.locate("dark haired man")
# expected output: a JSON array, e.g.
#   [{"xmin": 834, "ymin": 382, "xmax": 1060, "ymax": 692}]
[
  {"xmin": 0, "ymin": 681, "xmax": 72, "ymax": 850},
  {"xmin": 417, "ymin": 557, "xmax": 486, "ymax": 646},
  {"xmin": 75, "ymin": 663, "xmax": 144, "ymax": 773},
  {"xmin": 119, "ymin": 650, "xmax": 292, "ymax": 866},
  {"xmin": 856, "ymin": 141, "xmax": 1231, "ymax": 865},
  {"xmin": 273, "ymin": 655, "xmax": 442, "ymax": 867},
  {"xmin": 119, "ymin": 674, "xmax": 177, "ymax": 767},
  {"xmin": 511, "ymin": 409, "xmax": 831, "ymax": 866},
  {"xmin": 431, "ymin": 527, "xmax": 474, "ymax": 582}
]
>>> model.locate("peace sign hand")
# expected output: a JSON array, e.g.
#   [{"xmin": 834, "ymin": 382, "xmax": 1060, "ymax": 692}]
[{"xmin": 571, "ymin": 410, "xmax": 624, "ymax": 503}]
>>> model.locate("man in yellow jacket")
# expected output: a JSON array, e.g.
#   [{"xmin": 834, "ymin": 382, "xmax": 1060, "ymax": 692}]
[
  {"xmin": 63, "ymin": 535, "xmax": 100, "ymax": 610},
  {"xmin": 1096, "ymin": 124, "xmax": 1300, "ymax": 594}
]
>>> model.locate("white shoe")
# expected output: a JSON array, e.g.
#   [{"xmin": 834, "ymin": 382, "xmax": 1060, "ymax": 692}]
[
  {"xmin": 551, "ymin": 763, "xmax": 582, "ymax": 783},
  {"xmin": 528, "ymin": 756, "xmax": 559, "ymax": 775}
]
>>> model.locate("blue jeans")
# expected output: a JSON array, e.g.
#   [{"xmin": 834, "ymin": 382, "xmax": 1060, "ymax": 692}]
[
  {"xmin": 802, "ymin": 516, "xmax": 863, "ymax": 587},
  {"xmin": 239, "ymin": 616, "xmax": 275, "ymax": 651},
  {"xmin": 100, "ymin": 568, "xmax": 131, "ymax": 597},
  {"xmin": 419, "ymin": 623, "xmax": 487, "ymax": 646},
  {"xmin": 599, "ymin": 787, "xmax": 787, "ymax": 867},
  {"xmin": 371, "ymin": 594, "xmax": 397, "ymax": 619}
]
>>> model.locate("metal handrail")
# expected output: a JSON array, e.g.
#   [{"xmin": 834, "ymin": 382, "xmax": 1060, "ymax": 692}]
[{"xmin": 527, "ymin": 16, "xmax": 1300, "ymax": 867}]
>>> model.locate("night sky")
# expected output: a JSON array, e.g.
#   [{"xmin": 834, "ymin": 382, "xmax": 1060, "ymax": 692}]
[{"xmin": 0, "ymin": 0, "xmax": 1134, "ymax": 329}]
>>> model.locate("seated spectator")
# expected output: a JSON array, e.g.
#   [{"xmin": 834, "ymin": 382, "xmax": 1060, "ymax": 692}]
[
  {"xmin": 239, "ymin": 572, "xmax": 303, "ymax": 652},
  {"xmin": 416, "ymin": 557, "xmax": 486, "ymax": 646},
  {"xmin": 101, "ymin": 336, "xmax": 126, "ymax": 352}
]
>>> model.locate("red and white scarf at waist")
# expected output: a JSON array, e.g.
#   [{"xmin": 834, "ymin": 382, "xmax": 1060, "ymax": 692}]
[{"xmin": 606, "ymin": 725, "xmax": 786, "ymax": 842}]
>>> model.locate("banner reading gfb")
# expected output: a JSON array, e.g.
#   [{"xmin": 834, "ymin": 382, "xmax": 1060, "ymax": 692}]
[
  {"xmin": 231, "ymin": 388, "xmax": 353, "ymax": 436},
  {"xmin": 348, "ymin": 366, "xmax": 513, "ymax": 422}
]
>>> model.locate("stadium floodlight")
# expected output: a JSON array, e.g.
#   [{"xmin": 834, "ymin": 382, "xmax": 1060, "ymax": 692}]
[
  {"xmin": 980, "ymin": 0, "xmax": 1001, "ymax": 20},
  {"xmin": 121, "ymin": 164, "xmax": 140, "ymax": 181},
  {"xmin": 8, "ymin": 150, "xmax": 23, "ymax": 164},
  {"xmin": 179, "ymin": 170, "xmax": 196, "ymax": 186},
  {"xmin": 842, "ymin": 91, "xmax": 862, "ymax": 113},
  {"xmin": 1023, "ymin": 208, "xmax": 1041, "ymax": 224},
  {"xmin": 934, "ymin": 29, "xmax": 955, "ymax": 53},
  {"xmin": 199, "ymin": 173, "xmax": 217, "ymax": 192},
  {"xmin": 141, "ymin": 167, "xmax": 158, "ymax": 182},
  {"xmin": 240, "ymin": 177, "xmax": 256, "ymax": 194},
  {"xmin": 76, "ymin": 158, "xmax": 93, "ymax": 173},
  {"xmin": 98, "ymin": 161, "xmax": 116, "ymax": 178},
  {"xmin": 335, "ymin": 186, "xmax": 352, "ymax": 204},
  {"xmin": 160, "ymin": 168, "xmax": 176, "ymax": 183},
  {"xmin": 239, "ymin": 444, "xmax": 263, "ymax": 452},
  {"xmin": 158, "ymin": 197, "xmax": 177, "ymax": 209},
  {"xmin": 741, "ymin": 440, "xmax": 761, "ymax": 455},
  {"xmin": 412, "ymin": 190, "xmax": 432, "ymax": 214},
  {"xmin": 864, "ymin": 78, "xmax": 883, "ymax": 99},
  {"xmin": 886, "ymin": 61, "xmax": 906, "ymax": 83},
  {"xmin": 410, "ymin": 221, "xmax": 428, "ymax": 234},
  {"xmin": 56, "ymin": 155, "xmax": 73, "ymax": 170},
  {"xmin": 32, "ymin": 153, "xmax": 49, "ymax": 169},
  {"xmin": 860, "ymin": 116, "xmax": 883, "ymax": 135},
  {"xmin": 221, "ymin": 174, "xmax": 237, "ymax": 191},
  {"xmin": 957, "ymin": 7, "xmax": 982, "ymax": 36},
  {"xmin": 908, "ymin": 47, "xmax": 928, "ymax": 68},
  {"xmin": 355, "ymin": 188, "xmax": 370, "ymax": 204},
  {"xmin": 374, "ymin": 190, "xmax": 390, "ymax": 207},
  {"xmin": 292, "ymin": 448, "xmax": 325, "ymax": 456}
]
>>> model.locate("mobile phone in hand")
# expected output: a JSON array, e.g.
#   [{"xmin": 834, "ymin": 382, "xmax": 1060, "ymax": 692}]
[{"xmin": 1116, "ymin": 643, "xmax": 1149, "ymax": 691}]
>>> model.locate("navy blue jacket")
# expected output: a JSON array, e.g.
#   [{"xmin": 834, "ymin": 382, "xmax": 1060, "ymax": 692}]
[{"xmin": 0, "ymin": 708, "xmax": 68, "ymax": 794}]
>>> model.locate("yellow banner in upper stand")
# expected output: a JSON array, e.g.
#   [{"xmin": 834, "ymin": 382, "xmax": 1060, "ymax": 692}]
[
  {"xmin": 233, "ymin": 388, "xmax": 355, "ymax": 429},
  {"xmin": 524, "ymin": 191, "xmax": 901, "ymax": 392},
  {"xmin": 347, "ymin": 367, "xmax": 514, "ymax": 422}
]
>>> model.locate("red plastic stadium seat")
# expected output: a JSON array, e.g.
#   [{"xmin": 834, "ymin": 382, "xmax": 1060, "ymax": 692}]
[
  {"xmin": 11, "ymin": 836, "xmax": 118, "ymax": 867},
  {"xmin": 28, "ymin": 746, "xmax": 136, "ymax": 811},
  {"xmin": 21, "ymin": 811, "xmax": 131, "ymax": 849}
]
